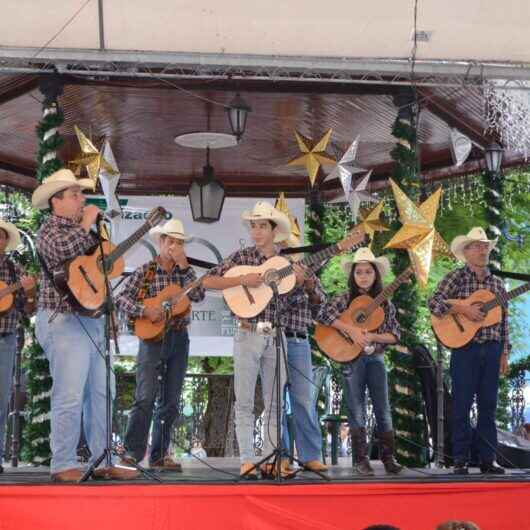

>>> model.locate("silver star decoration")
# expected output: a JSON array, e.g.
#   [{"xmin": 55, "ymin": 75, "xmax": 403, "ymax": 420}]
[
  {"xmin": 324, "ymin": 135, "xmax": 366, "ymax": 198},
  {"xmin": 99, "ymin": 139, "xmax": 122, "ymax": 224},
  {"xmin": 347, "ymin": 170, "xmax": 379, "ymax": 222}
]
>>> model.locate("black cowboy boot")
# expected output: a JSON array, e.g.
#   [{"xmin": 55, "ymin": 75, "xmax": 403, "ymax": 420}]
[
  {"xmin": 351, "ymin": 427, "xmax": 374, "ymax": 476},
  {"xmin": 379, "ymin": 431, "xmax": 403, "ymax": 475}
]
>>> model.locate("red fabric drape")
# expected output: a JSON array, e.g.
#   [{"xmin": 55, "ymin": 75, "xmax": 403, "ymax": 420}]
[{"xmin": 0, "ymin": 482, "xmax": 528, "ymax": 530}]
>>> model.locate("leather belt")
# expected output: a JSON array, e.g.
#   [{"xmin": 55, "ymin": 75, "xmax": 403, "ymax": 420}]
[
  {"xmin": 238, "ymin": 320, "xmax": 274, "ymax": 336},
  {"xmin": 167, "ymin": 319, "xmax": 188, "ymax": 332},
  {"xmin": 285, "ymin": 330, "xmax": 307, "ymax": 340}
]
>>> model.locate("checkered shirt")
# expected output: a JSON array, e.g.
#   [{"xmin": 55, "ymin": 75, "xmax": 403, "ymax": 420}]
[
  {"xmin": 116, "ymin": 260, "xmax": 205, "ymax": 326},
  {"xmin": 0, "ymin": 256, "xmax": 28, "ymax": 334},
  {"xmin": 36, "ymin": 215, "xmax": 99, "ymax": 313},
  {"xmin": 316, "ymin": 293, "xmax": 401, "ymax": 354},
  {"xmin": 428, "ymin": 264, "xmax": 510, "ymax": 349},
  {"xmin": 208, "ymin": 246, "xmax": 297, "ymax": 327}
]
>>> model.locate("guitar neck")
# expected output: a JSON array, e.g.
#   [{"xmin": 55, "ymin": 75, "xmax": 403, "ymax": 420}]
[
  {"xmin": 170, "ymin": 278, "xmax": 202, "ymax": 307},
  {"xmin": 0, "ymin": 281, "xmax": 22, "ymax": 299},
  {"xmin": 482, "ymin": 281, "xmax": 530, "ymax": 312},
  {"xmin": 365, "ymin": 266, "xmax": 414, "ymax": 315},
  {"xmin": 106, "ymin": 210, "xmax": 164, "ymax": 266},
  {"xmin": 276, "ymin": 239, "xmax": 363, "ymax": 280}
]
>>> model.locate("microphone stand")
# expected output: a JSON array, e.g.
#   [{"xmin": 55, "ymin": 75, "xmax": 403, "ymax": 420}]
[{"xmin": 80, "ymin": 219, "xmax": 160, "ymax": 482}]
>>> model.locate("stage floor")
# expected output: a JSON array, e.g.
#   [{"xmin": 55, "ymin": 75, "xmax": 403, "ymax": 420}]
[{"xmin": 1, "ymin": 456, "xmax": 528, "ymax": 485}]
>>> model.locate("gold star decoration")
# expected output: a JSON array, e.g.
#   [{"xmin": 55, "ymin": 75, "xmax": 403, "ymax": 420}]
[
  {"xmin": 384, "ymin": 179, "xmax": 450, "ymax": 286},
  {"xmin": 68, "ymin": 125, "xmax": 117, "ymax": 189},
  {"xmin": 286, "ymin": 129, "xmax": 336, "ymax": 187},
  {"xmin": 275, "ymin": 192, "xmax": 301, "ymax": 245},
  {"xmin": 359, "ymin": 199, "xmax": 388, "ymax": 245}
]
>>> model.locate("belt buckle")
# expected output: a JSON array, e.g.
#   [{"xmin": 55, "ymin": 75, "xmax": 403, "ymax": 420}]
[{"xmin": 256, "ymin": 321, "xmax": 273, "ymax": 336}]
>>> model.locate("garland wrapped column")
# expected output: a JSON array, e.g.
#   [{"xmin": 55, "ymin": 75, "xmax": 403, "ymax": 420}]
[
  {"xmin": 22, "ymin": 76, "xmax": 64, "ymax": 465},
  {"xmin": 387, "ymin": 88, "xmax": 426, "ymax": 467}
]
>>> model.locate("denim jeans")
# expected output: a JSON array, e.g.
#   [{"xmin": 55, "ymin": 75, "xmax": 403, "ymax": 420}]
[
  {"xmin": 450, "ymin": 340, "xmax": 502, "ymax": 465},
  {"xmin": 233, "ymin": 328, "xmax": 286, "ymax": 463},
  {"xmin": 35, "ymin": 310, "xmax": 107, "ymax": 474},
  {"xmin": 281, "ymin": 337, "xmax": 322, "ymax": 462},
  {"xmin": 0, "ymin": 332, "xmax": 16, "ymax": 464},
  {"xmin": 341, "ymin": 353, "xmax": 393, "ymax": 433},
  {"xmin": 124, "ymin": 329, "xmax": 189, "ymax": 463}
]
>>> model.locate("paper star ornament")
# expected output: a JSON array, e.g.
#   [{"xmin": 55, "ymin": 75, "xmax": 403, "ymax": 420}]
[
  {"xmin": 324, "ymin": 136, "xmax": 366, "ymax": 197},
  {"xmin": 384, "ymin": 179, "xmax": 450, "ymax": 286},
  {"xmin": 359, "ymin": 200, "xmax": 388, "ymax": 244},
  {"xmin": 69, "ymin": 125, "xmax": 117, "ymax": 189},
  {"xmin": 275, "ymin": 192, "xmax": 301, "ymax": 245},
  {"xmin": 287, "ymin": 129, "xmax": 336, "ymax": 186}
]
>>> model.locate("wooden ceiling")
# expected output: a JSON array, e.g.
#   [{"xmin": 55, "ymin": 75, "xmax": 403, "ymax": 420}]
[{"xmin": 0, "ymin": 74, "xmax": 526, "ymax": 199}]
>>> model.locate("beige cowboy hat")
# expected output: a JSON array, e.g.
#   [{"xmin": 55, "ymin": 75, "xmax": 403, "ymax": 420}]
[
  {"xmin": 149, "ymin": 218, "xmax": 191, "ymax": 244},
  {"xmin": 31, "ymin": 169, "xmax": 94, "ymax": 210},
  {"xmin": 241, "ymin": 201, "xmax": 291, "ymax": 243},
  {"xmin": 341, "ymin": 247, "xmax": 391, "ymax": 278},
  {"xmin": 450, "ymin": 226, "xmax": 498, "ymax": 262},
  {"xmin": 0, "ymin": 220, "xmax": 21, "ymax": 251}
]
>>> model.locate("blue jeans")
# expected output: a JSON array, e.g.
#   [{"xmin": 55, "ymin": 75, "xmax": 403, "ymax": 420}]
[
  {"xmin": 0, "ymin": 333, "xmax": 16, "ymax": 464},
  {"xmin": 341, "ymin": 353, "xmax": 393, "ymax": 433},
  {"xmin": 450, "ymin": 340, "xmax": 502, "ymax": 465},
  {"xmin": 233, "ymin": 329, "xmax": 286, "ymax": 463},
  {"xmin": 281, "ymin": 337, "xmax": 322, "ymax": 462},
  {"xmin": 125, "ymin": 329, "xmax": 189, "ymax": 463},
  {"xmin": 35, "ymin": 310, "xmax": 107, "ymax": 474}
]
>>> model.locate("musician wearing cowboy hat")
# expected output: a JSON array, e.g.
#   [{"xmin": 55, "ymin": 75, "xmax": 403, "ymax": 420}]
[
  {"xmin": 203, "ymin": 201, "xmax": 303, "ymax": 479},
  {"xmin": 0, "ymin": 221, "xmax": 35, "ymax": 474},
  {"xmin": 32, "ymin": 169, "xmax": 137, "ymax": 482},
  {"xmin": 315, "ymin": 247, "xmax": 402, "ymax": 475},
  {"xmin": 116, "ymin": 218, "xmax": 205, "ymax": 471},
  {"xmin": 428, "ymin": 227, "xmax": 510, "ymax": 475}
]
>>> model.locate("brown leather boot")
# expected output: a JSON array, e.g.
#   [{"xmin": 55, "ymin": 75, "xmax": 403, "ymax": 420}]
[
  {"xmin": 351, "ymin": 427, "xmax": 374, "ymax": 476},
  {"xmin": 379, "ymin": 430, "xmax": 403, "ymax": 475}
]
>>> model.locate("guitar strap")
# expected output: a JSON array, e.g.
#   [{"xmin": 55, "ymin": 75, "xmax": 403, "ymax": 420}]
[
  {"xmin": 5, "ymin": 257, "xmax": 22, "ymax": 311},
  {"xmin": 128, "ymin": 260, "xmax": 158, "ymax": 330}
]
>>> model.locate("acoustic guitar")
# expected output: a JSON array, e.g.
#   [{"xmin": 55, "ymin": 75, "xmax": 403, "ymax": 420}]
[
  {"xmin": 53, "ymin": 207, "xmax": 166, "ymax": 316},
  {"xmin": 0, "ymin": 280, "xmax": 23, "ymax": 313},
  {"xmin": 222, "ymin": 226, "xmax": 365, "ymax": 318},
  {"xmin": 314, "ymin": 266, "xmax": 414, "ymax": 363},
  {"xmin": 134, "ymin": 277, "xmax": 202, "ymax": 341},
  {"xmin": 431, "ymin": 281, "xmax": 530, "ymax": 348}
]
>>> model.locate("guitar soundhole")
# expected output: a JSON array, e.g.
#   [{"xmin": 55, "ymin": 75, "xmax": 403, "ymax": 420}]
[{"xmin": 355, "ymin": 312, "xmax": 367, "ymax": 324}]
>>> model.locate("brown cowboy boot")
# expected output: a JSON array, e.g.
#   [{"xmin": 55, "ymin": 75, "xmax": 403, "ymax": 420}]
[
  {"xmin": 379, "ymin": 430, "xmax": 403, "ymax": 474},
  {"xmin": 351, "ymin": 427, "xmax": 374, "ymax": 476}
]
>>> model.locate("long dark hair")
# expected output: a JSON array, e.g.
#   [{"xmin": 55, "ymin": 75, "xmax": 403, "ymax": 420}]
[{"xmin": 348, "ymin": 261, "xmax": 383, "ymax": 303}]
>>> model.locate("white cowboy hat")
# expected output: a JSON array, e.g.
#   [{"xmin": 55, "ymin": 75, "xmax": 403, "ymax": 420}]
[
  {"xmin": 31, "ymin": 169, "xmax": 94, "ymax": 210},
  {"xmin": 0, "ymin": 220, "xmax": 21, "ymax": 251},
  {"xmin": 149, "ymin": 218, "xmax": 191, "ymax": 244},
  {"xmin": 450, "ymin": 226, "xmax": 498, "ymax": 262},
  {"xmin": 341, "ymin": 247, "xmax": 391, "ymax": 278},
  {"xmin": 241, "ymin": 201, "xmax": 291, "ymax": 243}
]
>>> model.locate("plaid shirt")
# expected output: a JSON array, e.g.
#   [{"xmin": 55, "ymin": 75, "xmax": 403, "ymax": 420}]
[
  {"xmin": 0, "ymin": 256, "xmax": 29, "ymax": 334},
  {"xmin": 116, "ymin": 259, "xmax": 205, "ymax": 326},
  {"xmin": 36, "ymin": 215, "xmax": 99, "ymax": 313},
  {"xmin": 282, "ymin": 273, "xmax": 327, "ymax": 334},
  {"xmin": 316, "ymin": 293, "xmax": 400, "ymax": 355},
  {"xmin": 428, "ymin": 264, "xmax": 510, "ymax": 349},
  {"xmin": 208, "ymin": 246, "xmax": 296, "ymax": 327}
]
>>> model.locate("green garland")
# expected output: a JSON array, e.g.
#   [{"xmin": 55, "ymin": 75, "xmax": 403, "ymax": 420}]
[
  {"xmin": 386, "ymin": 106, "xmax": 427, "ymax": 467},
  {"xmin": 21, "ymin": 97, "xmax": 64, "ymax": 465}
]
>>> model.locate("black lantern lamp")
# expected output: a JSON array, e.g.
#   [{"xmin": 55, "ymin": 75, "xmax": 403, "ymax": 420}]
[
  {"xmin": 484, "ymin": 142, "xmax": 504, "ymax": 174},
  {"xmin": 188, "ymin": 147, "xmax": 225, "ymax": 223},
  {"xmin": 226, "ymin": 93, "xmax": 252, "ymax": 142}
]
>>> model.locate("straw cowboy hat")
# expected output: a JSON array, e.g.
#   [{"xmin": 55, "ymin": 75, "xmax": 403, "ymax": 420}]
[
  {"xmin": 450, "ymin": 226, "xmax": 498, "ymax": 262},
  {"xmin": 241, "ymin": 201, "xmax": 291, "ymax": 243},
  {"xmin": 341, "ymin": 247, "xmax": 391, "ymax": 278},
  {"xmin": 31, "ymin": 169, "xmax": 94, "ymax": 210},
  {"xmin": 149, "ymin": 218, "xmax": 191, "ymax": 245},
  {"xmin": 0, "ymin": 220, "xmax": 21, "ymax": 251}
]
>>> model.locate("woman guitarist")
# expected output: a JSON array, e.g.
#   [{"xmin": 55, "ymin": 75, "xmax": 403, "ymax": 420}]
[
  {"xmin": 315, "ymin": 247, "xmax": 402, "ymax": 475},
  {"xmin": 116, "ymin": 219, "xmax": 205, "ymax": 472}
]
